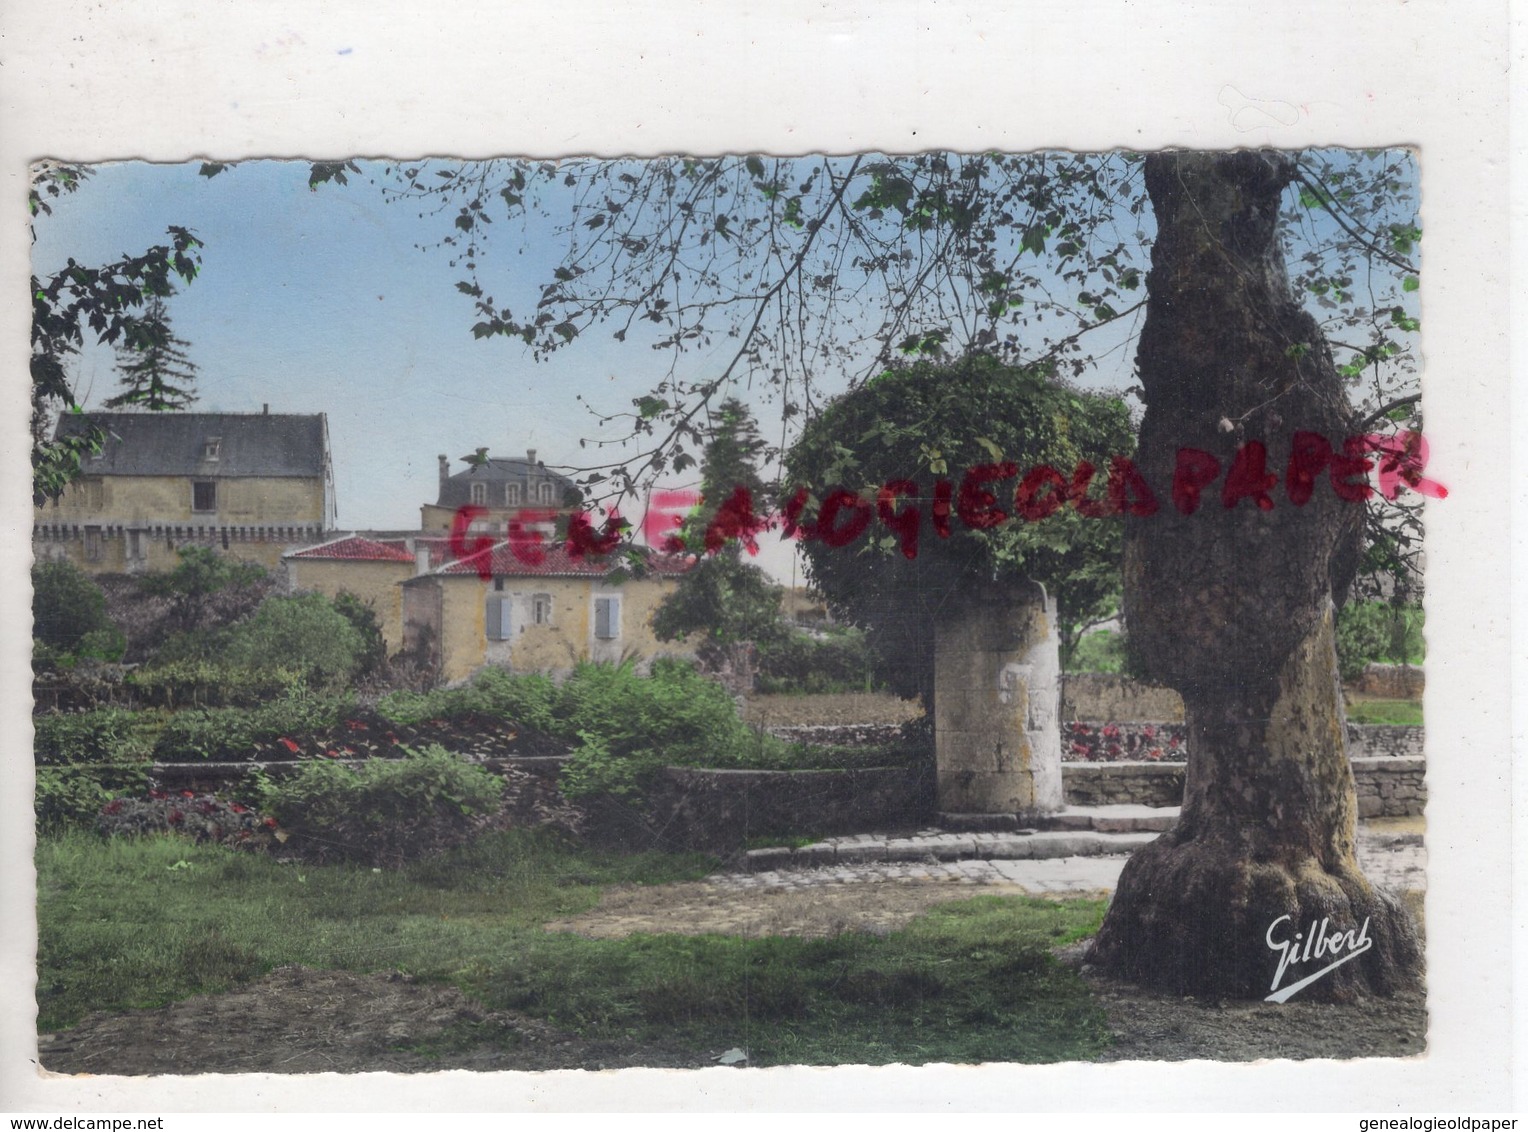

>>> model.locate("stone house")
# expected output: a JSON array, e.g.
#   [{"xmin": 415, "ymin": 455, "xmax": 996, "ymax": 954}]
[
  {"xmin": 283, "ymin": 534, "xmax": 456, "ymax": 653},
  {"xmin": 420, "ymin": 449, "xmax": 579, "ymax": 534},
  {"xmin": 401, "ymin": 542, "xmax": 694, "ymax": 684},
  {"xmin": 33, "ymin": 409, "xmax": 335, "ymax": 574}
]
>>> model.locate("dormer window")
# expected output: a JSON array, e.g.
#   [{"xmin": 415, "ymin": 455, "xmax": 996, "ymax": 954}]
[
  {"xmin": 470, "ymin": 481, "xmax": 487, "ymax": 506},
  {"xmin": 203, "ymin": 437, "xmax": 222, "ymax": 462},
  {"xmin": 537, "ymin": 481, "xmax": 554, "ymax": 505},
  {"xmin": 505, "ymin": 483, "xmax": 522, "ymax": 507}
]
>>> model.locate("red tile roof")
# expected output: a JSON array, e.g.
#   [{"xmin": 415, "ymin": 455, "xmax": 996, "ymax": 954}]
[
  {"xmin": 431, "ymin": 541, "xmax": 694, "ymax": 579},
  {"xmin": 288, "ymin": 535, "xmax": 414, "ymax": 563}
]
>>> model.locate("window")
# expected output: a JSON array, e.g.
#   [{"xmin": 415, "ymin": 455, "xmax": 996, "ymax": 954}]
[
  {"xmin": 486, "ymin": 595, "xmax": 512, "ymax": 641},
  {"xmin": 470, "ymin": 481, "xmax": 487, "ymax": 506},
  {"xmin": 593, "ymin": 596, "xmax": 620, "ymax": 640},
  {"xmin": 537, "ymin": 481, "xmax": 554, "ymax": 505},
  {"xmin": 203, "ymin": 437, "xmax": 222, "ymax": 461},
  {"xmin": 505, "ymin": 482, "xmax": 522, "ymax": 506},
  {"xmin": 83, "ymin": 525, "xmax": 102, "ymax": 562},
  {"xmin": 192, "ymin": 481, "xmax": 217, "ymax": 512},
  {"xmin": 533, "ymin": 593, "xmax": 552, "ymax": 625},
  {"xmin": 78, "ymin": 478, "xmax": 104, "ymax": 510},
  {"xmin": 126, "ymin": 529, "xmax": 145, "ymax": 562}
]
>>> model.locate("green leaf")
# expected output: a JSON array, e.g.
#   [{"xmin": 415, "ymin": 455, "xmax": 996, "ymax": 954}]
[
  {"xmin": 745, "ymin": 156, "xmax": 765, "ymax": 179},
  {"xmin": 1402, "ymin": 276, "xmax": 1419, "ymax": 292}
]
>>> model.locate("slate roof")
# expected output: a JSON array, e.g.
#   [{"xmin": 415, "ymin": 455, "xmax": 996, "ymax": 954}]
[
  {"xmin": 426, "ymin": 542, "xmax": 694, "ymax": 580},
  {"xmin": 58, "ymin": 412, "xmax": 329, "ymax": 478},
  {"xmin": 435, "ymin": 456, "xmax": 577, "ymax": 509},
  {"xmin": 287, "ymin": 535, "xmax": 414, "ymax": 563}
]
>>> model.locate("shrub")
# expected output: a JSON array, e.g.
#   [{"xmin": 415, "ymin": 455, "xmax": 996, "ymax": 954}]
[
  {"xmin": 222, "ymin": 594, "xmax": 365, "ymax": 687},
  {"xmin": 33, "ymin": 709, "xmax": 153, "ymax": 766},
  {"xmin": 127, "ymin": 660, "xmax": 307, "ymax": 709},
  {"xmin": 32, "ymin": 560, "xmax": 125, "ymax": 663},
  {"xmin": 1064, "ymin": 629, "xmax": 1127, "ymax": 674},
  {"xmin": 556, "ymin": 660, "xmax": 779, "ymax": 798},
  {"xmin": 1336, "ymin": 601, "xmax": 1425, "ymax": 682},
  {"xmin": 376, "ymin": 666, "xmax": 558, "ymax": 732},
  {"xmin": 755, "ymin": 628, "xmax": 877, "ymax": 694},
  {"xmin": 254, "ymin": 745, "xmax": 503, "ymax": 866},
  {"xmin": 151, "ymin": 691, "xmax": 350, "ymax": 761},
  {"xmin": 36, "ymin": 765, "xmax": 150, "ymax": 833},
  {"xmin": 331, "ymin": 591, "xmax": 388, "ymax": 678},
  {"xmin": 96, "ymin": 789, "xmax": 278, "ymax": 848}
]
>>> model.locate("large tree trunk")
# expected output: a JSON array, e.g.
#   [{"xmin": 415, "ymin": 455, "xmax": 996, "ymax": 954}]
[{"xmin": 1088, "ymin": 151, "xmax": 1422, "ymax": 1000}]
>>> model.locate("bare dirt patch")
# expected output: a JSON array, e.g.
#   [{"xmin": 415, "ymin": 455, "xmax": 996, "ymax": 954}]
[
  {"xmin": 742, "ymin": 692, "xmax": 925, "ymax": 728},
  {"xmin": 544, "ymin": 877, "xmax": 1037, "ymax": 939},
  {"xmin": 37, "ymin": 966, "xmax": 710, "ymax": 1076}
]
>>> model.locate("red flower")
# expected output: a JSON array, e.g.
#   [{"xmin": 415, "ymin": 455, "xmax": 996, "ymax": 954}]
[
  {"xmin": 1069, "ymin": 742, "xmax": 1090, "ymax": 756},
  {"xmin": 149, "ymin": 789, "xmax": 167, "ymax": 800},
  {"xmin": 181, "ymin": 790, "xmax": 196, "ymax": 798},
  {"xmin": 230, "ymin": 803, "xmax": 247, "ymax": 814},
  {"xmin": 167, "ymin": 809, "xmax": 184, "ymax": 825},
  {"xmin": 263, "ymin": 817, "xmax": 278, "ymax": 828},
  {"xmin": 386, "ymin": 732, "xmax": 399, "ymax": 744},
  {"xmin": 278, "ymin": 737, "xmax": 300, "ymax": 753},
  {"xmin": 1142, "ymin": 725, "xmax": 1156, "ymax": 739},
  {"xmin": 102, "ymin": 799, "xmax": 124, "ymax": 815}
]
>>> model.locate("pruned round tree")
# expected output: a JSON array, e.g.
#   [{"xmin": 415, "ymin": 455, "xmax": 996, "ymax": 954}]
[{"xmin": 783, "ymin": 354, "xmax": 1135, "ymax": 708}]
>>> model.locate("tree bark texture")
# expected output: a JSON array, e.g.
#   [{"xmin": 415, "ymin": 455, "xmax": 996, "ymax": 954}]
[{"xmin": 1088, "ymin": 151, "xmax": 1423, "ymax": 999}]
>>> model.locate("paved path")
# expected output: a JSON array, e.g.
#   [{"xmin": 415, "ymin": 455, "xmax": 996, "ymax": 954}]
[{"xmin": 710, "ymin": 825, "xmax": 1425, "ymax": 898}]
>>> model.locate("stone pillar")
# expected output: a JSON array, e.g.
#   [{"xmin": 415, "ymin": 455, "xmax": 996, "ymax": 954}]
[{"xmin": 933, "ymin": 581, "xmax": 1063, "ymax": 823}]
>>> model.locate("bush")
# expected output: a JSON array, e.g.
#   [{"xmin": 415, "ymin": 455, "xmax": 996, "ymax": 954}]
[
  {"xmin": 557, "ymin": 660, "xmax": 779, "ymax": 798},
  {"xmin": 32, "ymin": 560, "xmax": 125, "ymax": 663},
  {"xmin": 97, "ymin": 789, "xmax": 279, "ymax": 848},
  {"xmin": 755, "ymin": 628, "xmax": 877, "ymax": 694},
  {"xmin": 33, "ymin": 709, "xmax": 154, "ymax": 766},
  {"xmin": 36, "ymin": 765, "xmax": 150, "ymax": 833},
  {"xmin": 127, "ymin": 660, "xmax": 307, "ymax": 709},
  {"xmin": 376, "ymin": 666, "xmax": 559, "ymax": 732},
  {"xmin": 255, "ymin": 745, "xmax": 503, "ymax": 866},
  {"xmin": 331, "ymin": 592, "xmax": 388, "ymax": 678},
  {"xmin": 1336, "ymin": 601, "xmax": 1425, "ymax": 682},
  {"xmin": 222, "ymin": 594, "xmax": 365, "ymax": 687},
  {"xmin": 151, "ymin": 691, "xmax": 350, "ymax": 761},
  {"xmin": 1064, "ymin": 629, "xmax": 1127, "ymax": 674}
]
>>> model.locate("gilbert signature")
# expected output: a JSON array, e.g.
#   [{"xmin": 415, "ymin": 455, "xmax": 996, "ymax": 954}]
[{"xmin": 1265, "ymin": 914, "xmax": 1373, "ymax": 1003}]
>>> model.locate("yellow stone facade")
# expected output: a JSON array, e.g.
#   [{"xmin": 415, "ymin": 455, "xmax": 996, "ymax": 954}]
[
  {"xmin": 286, "ymin": 557, "xmax": 414, "ymax": 653},
  {"xmin": 405, "ymin": 572, "xmax": 692, "ymax": 684}
]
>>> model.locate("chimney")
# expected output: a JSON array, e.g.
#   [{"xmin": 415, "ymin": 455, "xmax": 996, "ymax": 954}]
[
  {"xmin": 415, "ymin": 543, "xmax": 432, "ymax": 576},
  {"xmin": 262, "ymin": 403, "xmax": 269, "ymax": 415},
  {"xmin": 526, "ymin": 448, "xmax": 537, "ymax": 466},
  {"xmin": 438, "ymin": 454, "xmax": 450, "ymax": 491}
]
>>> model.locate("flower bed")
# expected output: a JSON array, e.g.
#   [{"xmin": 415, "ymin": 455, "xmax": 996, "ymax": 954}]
[{"xmin": 1063, "ymin": 720, "xmax": 1185, "ymax": 762}]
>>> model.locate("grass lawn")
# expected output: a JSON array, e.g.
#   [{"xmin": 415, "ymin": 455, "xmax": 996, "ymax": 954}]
[
  {"xmin": 1345, "ymin": 698, "xmax": 1424, "ymax": 726},
  {"xmin": 36, "ymin": 831, "xmax": 1110, "ymax": 1066}
]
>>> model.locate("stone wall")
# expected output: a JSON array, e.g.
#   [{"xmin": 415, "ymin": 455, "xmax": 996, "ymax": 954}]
[
  {"xmin": 1061, "ymin": 721, "xmax": 1423, "ymax": 762},
  {"xmin": 766, "ymin": 723, "xmax": 907, "ymax": 748},
  {"xmin": 1061, "ymin": 757, "xmax": 1426, "ymax": 816},
  {"xmin": 1060, "ymin": 674, "xmax": 1185, "ymax": 722},
  {"xmin": 641, "ymin": 763, "xmax": 937, "ymax": 852},
  {"xmin": 1351, "ymin": 664, "xmax": 1425, "ymax": 699}
]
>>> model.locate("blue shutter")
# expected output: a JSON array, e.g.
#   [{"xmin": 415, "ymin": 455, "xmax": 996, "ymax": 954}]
[{"xmin": 595, "ymin": 597, "xmax": 617, "ymax": 640}]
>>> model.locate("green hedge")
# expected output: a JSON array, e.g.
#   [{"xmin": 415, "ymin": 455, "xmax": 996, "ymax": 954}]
[
  {"xmin": 377, "ymin": 666, "xmax": 558, "ymax": 731},
  {"xmin": 755, "ymin": 629, "xmax": 878, "ymax": 695},
  {"xmin": 151, "ymin": 691, "xmax": 351, "ymax": 761},
  {"xmin": 255, "ymin": 745, "xmax": 503, "ymax": 866},
  {"xmin": 33, "ymin": 709, "xmax": 154, "ymax": 766}
]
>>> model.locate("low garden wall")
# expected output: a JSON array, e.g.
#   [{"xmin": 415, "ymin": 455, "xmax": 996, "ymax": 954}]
[
  {"xmin": 1062, "ymin": 721, "xmax": 1423, "ymax": 762},
  {"xmin": 764, "ymin": 723, "xmax": 907, "ymax": 748},
  {"xmin": 1060, "ymin": 675, "xmax": 1184, "ymax": 722},
  {"xmin": 641, "ymin": 763, "xmax": 937, "ymax": 853},
  {"xmin": 1061, "ymin": 757, "xmax": 1425, "ymax": 816}
]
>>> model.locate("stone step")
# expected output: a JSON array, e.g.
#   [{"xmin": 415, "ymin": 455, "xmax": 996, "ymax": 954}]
[
  {"xmin": 743, "ymin": 827, "xmax": 1162, "ymax": 871},
  {"xmin": 939, "ymin": 804, "xmax": 1181, "ymax": 835}
]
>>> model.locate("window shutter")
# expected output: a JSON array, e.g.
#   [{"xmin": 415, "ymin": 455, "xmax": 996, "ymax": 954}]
[
  {"xmin": 595, "ymin": 597, "xmax": 616, "ymax": 640},
  {"xmin": 487, "ymin": 596, "xmax": 512, "ymax": 641}
]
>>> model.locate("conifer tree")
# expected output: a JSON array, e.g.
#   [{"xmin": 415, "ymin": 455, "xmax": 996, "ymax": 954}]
[{"xmin": 106, "ymin": 293, "xmax": 199, "ymax": 410}]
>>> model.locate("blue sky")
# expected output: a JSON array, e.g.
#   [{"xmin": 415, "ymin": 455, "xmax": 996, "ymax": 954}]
[{"xmin": 31, "ymin": 153, "xmax": 1417, "ymax": 582}]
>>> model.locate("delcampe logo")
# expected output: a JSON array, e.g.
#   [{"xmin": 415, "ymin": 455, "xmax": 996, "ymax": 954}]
[{"xmin": 1264, "ymin": 914, "xmax": 1374, "ymax": 1003}]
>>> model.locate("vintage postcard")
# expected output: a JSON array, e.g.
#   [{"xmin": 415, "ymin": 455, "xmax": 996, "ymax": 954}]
[{"xmin": 3, "ymin": 0, "xmax": 1515, "ymax": 1117}]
